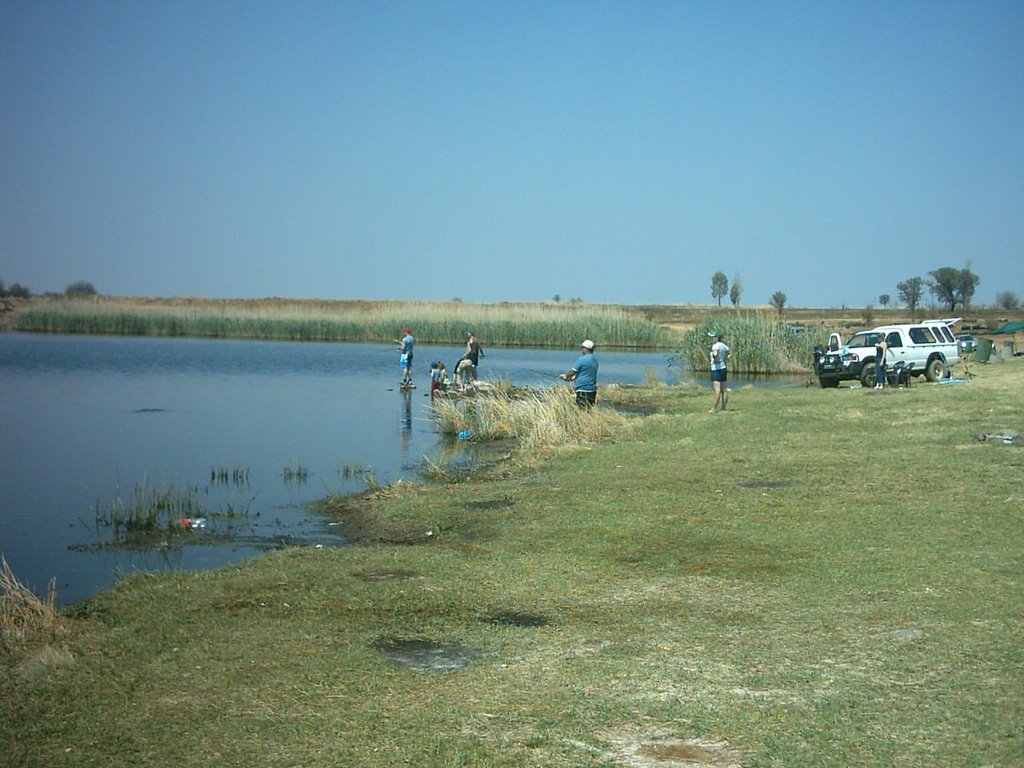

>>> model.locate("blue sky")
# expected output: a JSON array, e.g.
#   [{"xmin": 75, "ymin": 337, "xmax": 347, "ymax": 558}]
[{"xmin": 2, "ymin": 1, "xmax": 1021, "ymax": 308}]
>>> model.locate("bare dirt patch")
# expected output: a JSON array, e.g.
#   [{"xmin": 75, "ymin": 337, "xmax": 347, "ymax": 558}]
[{"xmin": 603, "ymin": 727, "xmax": 745, "ymax": 767}]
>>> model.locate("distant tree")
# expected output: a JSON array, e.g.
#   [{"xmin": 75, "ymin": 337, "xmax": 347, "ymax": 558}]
[
  {"xmin": 863, "ymin": 305, "xmax": 874, "ymax": 326},
  {"xmin": 961, "ymin": 261, "xmax": 981, "ymax": 310},
  {"xmin": 928, "ymin": 268, "xmax": 959, "ymax": 311},
  {"xmin": 897, "ymin": 277, "xmax": 923, "ymax": 318},
  {"xmin": 729, "ymin": 274, "xmax": 742, "ymax": 307},
  {"xmin": 878, "ymin": 293, "xmax": 890, "ymax": 308},
  {"xmin": 65, "ymin": 281, "xmax": 97, "ymax": 298},
  {"xmin": 996, "ymin": 290, "xmax": 1020, "ymax": 310},
  {"xmin": 552, "ymin": 294, "xmax": 561, "ymax": 303},
  {"xmin": 0, "ymin": 278, "xmax": 5, "ymax": 297},
  {"xmin": 769, "ymin": 291, "xmax": 787, "ymax": 315},
  {"xmin": 928, "ymin": 265, "xmax": 979, "ymax": 312},
  {"xmin": 7, "ymin": 282, "xmax": 31, "ymax": 298},
  {"xmin": 710, "ymin": 271, "xmax": 729, "ymax": 306}
]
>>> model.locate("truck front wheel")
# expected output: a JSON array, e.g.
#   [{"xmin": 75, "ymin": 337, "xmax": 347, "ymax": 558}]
[{"xmin": 859, "ymin": 363, "xmax": 876, "ymax": 388}]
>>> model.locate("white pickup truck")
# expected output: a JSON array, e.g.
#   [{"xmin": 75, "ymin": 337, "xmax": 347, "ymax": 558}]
[{"xmin": 815, "ymin": 319, "xmax": 960, "ymax": 388}]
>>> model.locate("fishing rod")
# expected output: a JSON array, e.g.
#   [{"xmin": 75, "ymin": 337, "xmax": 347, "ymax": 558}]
[{"xmin": 521, "ymin": 367, "xmax": 563, "ymax": 379}]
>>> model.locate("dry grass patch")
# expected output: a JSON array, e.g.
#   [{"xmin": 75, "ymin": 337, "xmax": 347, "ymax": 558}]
[
  {"xmin": 15, "ymin": 644, "xmax": 76, "ymax": 679},
  {"xmin": 0, "ymin": 556, "xmax": 66, "ymax": 653},
  {"xmin": 431, "ymin": 385, "xmax": 629, "ymax": 453}
]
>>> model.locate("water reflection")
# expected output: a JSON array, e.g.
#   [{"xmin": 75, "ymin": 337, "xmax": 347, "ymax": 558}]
[{"xmin": 400, "ymin": 389, "xmax": 413, "ymax": 456}]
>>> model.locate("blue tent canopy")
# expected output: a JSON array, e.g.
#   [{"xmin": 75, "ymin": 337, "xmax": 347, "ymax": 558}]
[{"xmin": 990, "ymin": 321, "xmax": 1024, "ymax": 335}]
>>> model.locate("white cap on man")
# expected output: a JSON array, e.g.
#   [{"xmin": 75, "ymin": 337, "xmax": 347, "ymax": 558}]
[{"xmin": 581, "ymin": 339, "xmax": 595, "ymax": 349}]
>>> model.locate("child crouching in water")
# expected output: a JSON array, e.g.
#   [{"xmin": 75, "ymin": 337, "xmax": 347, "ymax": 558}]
[{"xmin": 430, "ymin": 361, "xmax": 449, "ymax": 401}]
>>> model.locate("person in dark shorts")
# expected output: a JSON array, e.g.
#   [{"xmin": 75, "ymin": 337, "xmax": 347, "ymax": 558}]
[
  {"xmin": 708, "ymin": 331, "xmax": 730, "ymax": 413},
  {"xmin": 560, "ymin": 339, "xmax": 598, "ymax": 407}
]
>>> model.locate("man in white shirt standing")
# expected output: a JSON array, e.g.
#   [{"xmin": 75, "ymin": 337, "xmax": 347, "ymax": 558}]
[{"xmin": 708, "ymin": 331, "xmax": 730, "ymax": 413}]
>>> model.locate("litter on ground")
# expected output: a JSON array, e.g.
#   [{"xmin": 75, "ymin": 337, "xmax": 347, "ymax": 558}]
[{"xmin": 974, "ymin": 433, "xmax": 1018, "ymax": 444}]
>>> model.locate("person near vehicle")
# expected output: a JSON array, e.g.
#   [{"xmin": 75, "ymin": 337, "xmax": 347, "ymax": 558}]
[
  {"xmin": 874, "ymin": 332, "xmax": 889, "ymax": 390},
  {"xmin": 709, "ymin": 331, "xmax": 730, "ymax": 413},
  {"xmin": 395, "ymin": 327, "xmax": 415, "ymax": 387},
  {"xmin": 560, "ymin": 339, "xmax": 598, "ymax": 407}
]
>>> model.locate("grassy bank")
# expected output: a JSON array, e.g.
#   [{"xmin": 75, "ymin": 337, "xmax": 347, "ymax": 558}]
[
  {"xmin": 3, "ymin": 359, "xmax": 1022, "ymax": 766},
  {"xmin": 11, "ymin": 296, "xmax": 672, "ymax": 349}
]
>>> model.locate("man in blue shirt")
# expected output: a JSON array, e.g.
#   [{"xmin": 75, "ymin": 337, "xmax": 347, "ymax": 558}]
[
  {"xmin": 560, "ymin": 339, "xmax": 598, "ymax": 407},
  {"xmin": 395, "ymin": 327, "xmax": 415, "ymax": 387}
]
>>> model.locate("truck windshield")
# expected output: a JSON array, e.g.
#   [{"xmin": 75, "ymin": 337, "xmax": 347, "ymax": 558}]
[{"xmin": 846, "ymin": 332, "xmax": 882, "ymax": 347}]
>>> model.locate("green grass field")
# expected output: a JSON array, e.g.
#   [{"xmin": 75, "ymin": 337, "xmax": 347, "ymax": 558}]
[{"xmin": 2, "ymin": 358, "xmax": 1022, "ymax": 767}]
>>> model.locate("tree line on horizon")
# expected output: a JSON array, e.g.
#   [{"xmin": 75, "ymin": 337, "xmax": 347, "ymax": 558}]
[
  {"xmin": 709, "ymin": 265, "xmax": 1020, "ymax": 316},
  {"xmin": 888, "ymin": 265, "xmax": 1019, "ymax": 315},
  {"xmin": 1, "ymin": 279, "xmax": 98, "ymax": 300}
]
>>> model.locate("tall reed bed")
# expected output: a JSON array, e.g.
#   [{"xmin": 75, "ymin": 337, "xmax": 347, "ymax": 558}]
[
  {"xmin": 431, "ymin": 386, "xmax": 626, "ymax": 452},
  {"xmin": 671, "ymin": 313, "xmax": 822, "ymax": 373},
  {"xmin": 14, "ymin": 297, "xmax": 671, "ymax": 349}
]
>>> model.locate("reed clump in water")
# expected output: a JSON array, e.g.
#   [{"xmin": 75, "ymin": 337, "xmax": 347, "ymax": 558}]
[
  {"xmin": 93, "ymin": 480, "xmax": 206, "ymax": 535},
  {"xmin": 671, "ymin": 313, "xmax": 821, "ymax": 374},
  {"xmin": 210, "ymin": 465, "xmax": 250, "ymax": 487},
  {"xmin": 282, "ymin": 462, "xmax": 309, "ymax": 484},
  {"xmin": 13, "ymin": 296, "xmax": 671, "ymax": 349}
]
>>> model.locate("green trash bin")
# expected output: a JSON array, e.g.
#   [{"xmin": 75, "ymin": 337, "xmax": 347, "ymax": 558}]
[{"xmin": 976, "ymin": 337, "xmax": 993, "ymax": 363}]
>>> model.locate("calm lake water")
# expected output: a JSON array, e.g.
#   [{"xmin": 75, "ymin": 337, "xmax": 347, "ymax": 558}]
[{"xmin": 1, "ymin": 333, "xmax": 691, "ymax": 606}]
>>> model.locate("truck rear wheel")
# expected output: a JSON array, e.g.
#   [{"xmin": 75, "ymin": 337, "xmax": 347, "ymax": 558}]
[{"xmin": 925, "ymin": 358, "xmax": 947, "ymax": 382}]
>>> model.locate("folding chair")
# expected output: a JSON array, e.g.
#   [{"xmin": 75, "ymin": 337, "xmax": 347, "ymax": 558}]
[{"xmin": 886, "ymin": 361, "xmax": 913, "ymax": 388}]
